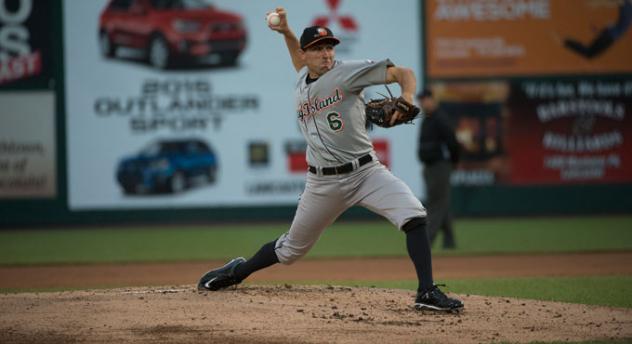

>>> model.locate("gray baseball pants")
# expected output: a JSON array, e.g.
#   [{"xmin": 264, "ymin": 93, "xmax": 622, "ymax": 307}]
[{"xmin": 275, "ymin": 156, "xmax": 426, "ymax": 264}]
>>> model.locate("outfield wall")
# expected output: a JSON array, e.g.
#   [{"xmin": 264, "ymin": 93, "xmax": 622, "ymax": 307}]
[{"xmin": 1, "ymin": 0, "xmax": 631, "ymax": 226}]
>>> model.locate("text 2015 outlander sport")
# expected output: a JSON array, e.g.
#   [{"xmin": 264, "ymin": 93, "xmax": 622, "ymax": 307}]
[{"xmin": 99, "ymin": 0, "xmax": 247, "ymax": 69}]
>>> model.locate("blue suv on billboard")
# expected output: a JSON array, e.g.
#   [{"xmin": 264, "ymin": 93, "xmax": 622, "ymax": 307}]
[{"xmin": 117, "ymin": 138, "xmax": 218, "ymax": 194}]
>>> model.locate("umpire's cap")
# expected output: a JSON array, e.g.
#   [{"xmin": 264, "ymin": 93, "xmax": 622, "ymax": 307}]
[{"xmin": 300, "ymin": 26, "xmax": 340, "ymax": 50}]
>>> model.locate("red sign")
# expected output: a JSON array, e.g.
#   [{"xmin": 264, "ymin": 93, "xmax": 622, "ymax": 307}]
[
  {"xmin": 506, "ymin": 80, "xmax": 632, "ymax": 184},
  {"xmin": 0, "ymin": 52, "xmax": 41, "ymax": 85},
  {"xmin": 432, "ymin": 79, "xmax": 632, "ymax": 185},
  {"xmin": 372, "ymin": 139, "xmax": 390, "ymax": 169}
]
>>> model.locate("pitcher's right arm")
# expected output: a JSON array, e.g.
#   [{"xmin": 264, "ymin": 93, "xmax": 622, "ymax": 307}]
[{"xmin": 268, "ymin": 7, "xmax": 304, "ymax": 72}]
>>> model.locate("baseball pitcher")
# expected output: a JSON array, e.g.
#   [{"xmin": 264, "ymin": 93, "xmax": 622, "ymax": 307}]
[{"xmin": 197, "ymin": 7, "xmax": 463, "ymax": 312}]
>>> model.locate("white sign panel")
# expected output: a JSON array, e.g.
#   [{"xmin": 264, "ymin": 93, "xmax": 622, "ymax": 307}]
[
  {"xmin": 0, "ymin": 92, "xmax": 56, "ymax": 198},
  {"xmin": 64, "ymin": 0, "xmax": 422, "ymax": 209}
]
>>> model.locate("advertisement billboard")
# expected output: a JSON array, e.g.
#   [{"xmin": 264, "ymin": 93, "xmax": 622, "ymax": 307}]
[
  {"xmin": 64, "ymin": 0, "xmax": 423, "ymax": 209},
  {"xmin": 426, "ymin": 0, "xmax": 632, "ymax": 78},
  {"xmin": 430, "ymin": 79, "xmax": 632, "ymax": 186},
  {"xmin": 507, "ymin": 79, "xmax": 632, "ymax": 184},
  {"xmin": 0, "ymin": 0, "xmax": 54, "ymax": 89},
  {"xmin": 0, "ymin": 1, "xmax": 57, "ymax": 201}
]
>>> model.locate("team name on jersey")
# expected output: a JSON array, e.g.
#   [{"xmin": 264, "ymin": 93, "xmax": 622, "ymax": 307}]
[{"xmin": 297, "ymin": 88, "xmax": 344, "ymax": 120}]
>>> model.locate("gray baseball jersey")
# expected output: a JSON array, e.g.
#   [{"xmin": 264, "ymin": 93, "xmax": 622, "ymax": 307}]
[
  {"xmin": 274, "ymin": 58, "xmax": 426, "ymax": 265},
  {"xmin": 295, "ymin": 59, "xmax": 392, "ymax": 166}
]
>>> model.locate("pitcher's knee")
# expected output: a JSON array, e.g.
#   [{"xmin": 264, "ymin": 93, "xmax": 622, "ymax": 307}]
[
  {"xmin": 274, "ymin": 232, "xmax": 315, "ymax": 265},
  {"xmin": 276, "ymin": 247, "xmax": 306, "ymax": 265},
  {"xmin": 402, "ymin": 217, "xmax": 426, "ymax": 233}
]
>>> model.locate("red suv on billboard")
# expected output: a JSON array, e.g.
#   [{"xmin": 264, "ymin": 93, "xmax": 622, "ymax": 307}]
[{"xmin": 99, "ymin": 0, "xmax": 247, "ymax": 69}]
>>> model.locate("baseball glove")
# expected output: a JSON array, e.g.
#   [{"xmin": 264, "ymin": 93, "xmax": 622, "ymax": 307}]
[{"xmin": 365, "ymin": 88, "xmax": 421, "ymax": 128}]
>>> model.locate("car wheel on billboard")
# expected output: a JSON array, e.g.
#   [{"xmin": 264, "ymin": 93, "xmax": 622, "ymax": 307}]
[
  {"xmin": 220, "ymin": 52, "xmax": 239, "ymax": 67},
  {"xmin": 99, "ymin": 31, "xmax": 116, "ymax": 58},
  {"xmin": 206, "ymin": 167, "xmax": 217, "ymax": 183},
  {"xmin": 168, "ymin": 171, "xmax": 186, "ymax": 193},
  {"xmin": 122, "ymin": 185, "xmax": 137, "ymax": 195},
  {"xmin": 148, "ymin": 34, "xmax": 171, "ymax": 70}
]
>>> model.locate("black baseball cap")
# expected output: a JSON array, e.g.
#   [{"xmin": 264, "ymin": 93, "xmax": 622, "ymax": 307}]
[
  {"xmin": 417, "ymin": 88, "xmax": 433, "ymax": 99},
  {"xmin": 300, "ymin": 26, "xmax": 340, "ymax": 50}
]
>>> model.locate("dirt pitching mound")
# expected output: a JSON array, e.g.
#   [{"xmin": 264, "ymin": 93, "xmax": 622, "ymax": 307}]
[{"xmin": 1, "ymin": 285, "xmax": 630, "ymax": 344}]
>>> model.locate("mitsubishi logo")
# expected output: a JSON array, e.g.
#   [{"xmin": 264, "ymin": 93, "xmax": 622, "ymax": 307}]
[
  {"xmin": 312, "ymin": 0, "xmax": 358, "ymax": 31},
  {"xmin": 311, "ymin": 0, "xmax": 359, "ymax": 53}
]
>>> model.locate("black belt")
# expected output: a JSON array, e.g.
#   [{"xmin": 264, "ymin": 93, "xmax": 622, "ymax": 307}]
[{"xmin": 308, "ymin": 154, "xmax": 373, "ymax": 175}]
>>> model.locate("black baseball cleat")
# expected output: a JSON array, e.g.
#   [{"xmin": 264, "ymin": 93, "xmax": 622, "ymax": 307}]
[
  {"xmin": 414, "ymin": 285, "xmax": 464, "ymax": 312},
  {"xmin": 197, "ymin": 257, "xmax": 246, "ymax": 291}
]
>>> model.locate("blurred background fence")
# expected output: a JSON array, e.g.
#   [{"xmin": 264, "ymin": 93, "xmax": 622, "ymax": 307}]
[{"xmin": 1, "ymin": 0, "xmax": 631, "ymax": 227}]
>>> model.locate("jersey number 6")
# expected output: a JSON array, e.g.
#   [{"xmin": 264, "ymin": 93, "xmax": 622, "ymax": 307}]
[{"xmin": 326, "ymin": 112, "xmax": 344, "ymax": 132}]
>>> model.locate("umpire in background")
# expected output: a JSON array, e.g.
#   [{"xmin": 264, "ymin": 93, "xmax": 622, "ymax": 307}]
[{"xmin": 417, "ymin": 88, "xmax": 461, "ymax": 249}]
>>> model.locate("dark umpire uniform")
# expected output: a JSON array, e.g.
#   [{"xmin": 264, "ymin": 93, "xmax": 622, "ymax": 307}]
[{"xmin": 417, "ymin": 89, "xmax": 460, "ymax": 249}]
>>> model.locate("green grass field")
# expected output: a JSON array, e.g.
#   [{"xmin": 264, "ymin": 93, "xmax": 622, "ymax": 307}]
[
  {"xmin": 1, "ymin": 216, "xmax": 631, "ymax": 265},
  {"xmin": 1, "ymin": 216, "xmax": 631, "ymax": 312}
]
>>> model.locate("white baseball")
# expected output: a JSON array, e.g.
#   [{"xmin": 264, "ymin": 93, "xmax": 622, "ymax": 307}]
[{"xmin": 267, "ymin": 12, "xmax": 280, "ymax": 26}]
